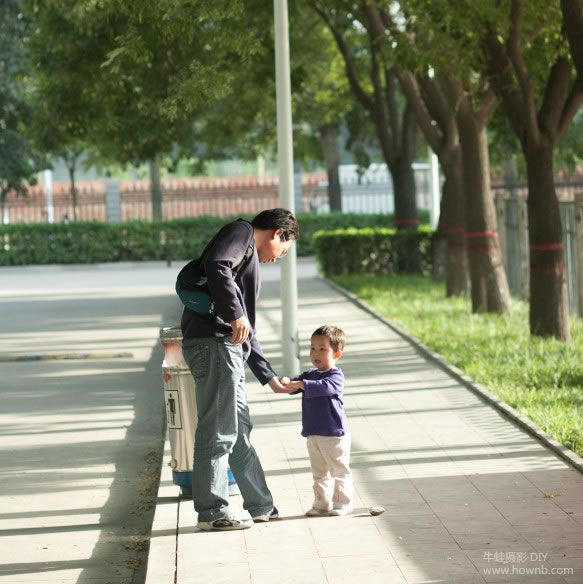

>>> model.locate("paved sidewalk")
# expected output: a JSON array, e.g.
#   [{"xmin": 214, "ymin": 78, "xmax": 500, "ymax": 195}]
[
  {"xmin": 147, "ymin": 268, "xmax": 583, "ymax": 584},
  {"xmin": 0, "ymin": 262, "xmax": 181, "ymax": 584}
]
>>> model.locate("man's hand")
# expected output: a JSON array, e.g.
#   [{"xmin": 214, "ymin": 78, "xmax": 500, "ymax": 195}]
[
  {"xmin": 267, "ymin": 377, "xmax": 296, "ymax": 393},
  {"xmin": 230, "ymin": 315, "xmax": 250, "ymax": 344}
]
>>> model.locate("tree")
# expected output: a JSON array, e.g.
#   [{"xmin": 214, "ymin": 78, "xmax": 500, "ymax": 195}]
[
  {"xmin": 489, "ymin": 107, "xmax": 583, "ymax": 178},
  {"xmin": 26, "ymin": 15, "xmax": 96, "ymax": 222},
  {"xmin": 307, "ymin": 2, "xmax": 421, "ymax": 230},
  {"xmin": 480, "ymin": 0, "xmax": 583, "ymax": 340},
  {"xmin": 364, "ymin": 2, "xmax": 511, "ymax": 310},
  {"xmin": 361, "ymin": 3, "xmax": 467, "ymax": 295},
  {"xmin": 289, "ymin": 9, "xmax": 354, "ymax": 211},
  {"xmin": 0, "ymin": 0, "xmax": 43, "ymax": 221}
]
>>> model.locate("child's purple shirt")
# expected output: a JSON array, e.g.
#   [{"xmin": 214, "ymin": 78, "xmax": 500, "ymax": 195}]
[{"xmin": 292, "ymin": 367, "xmax": 349, "ymax": 437}]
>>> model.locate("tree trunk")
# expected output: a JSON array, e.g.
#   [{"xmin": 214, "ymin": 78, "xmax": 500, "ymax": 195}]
[
  {"xmin": 431, "ymin": 177, "xmax": 448, "ymax": 282},
  {"xmin": 457, "ymin": 109, "xmax": 511, "ymax": 313},
  {"xmin": 319, "ymin": 123, "xmax": 342, "ymax": 212},
  {"xmin": 392, "ymin": 156, "xmax": 418, "ymax": 231},
  {"xmin": 394, "ymin": 104, "xmax": 420, "ymax": 230},
  {"xmin": 67, "ymin": 164, "xmax": 78, "ymax": 222},
  {"xmin": 441, "ymin": 147, "xmax": 469, "ymax": 297},
  {"xmin": 561, "ymin": 0, "xmax": 583, "ymax": 80},
  {"xmin": 372, "ymin": 105, "xmax": 419, "ymax": 231},
  {"xmin": 524, "ymin": 141, "xmax": 570, "ymax": 341},
  {"xmin": 149, "ymin": 155, "xmax": 162, "ymax": 221}
]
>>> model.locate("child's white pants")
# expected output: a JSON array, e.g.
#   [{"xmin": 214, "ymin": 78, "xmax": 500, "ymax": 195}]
[{"xmin": 307, "ymin": 434, "xmax": 353, "ymax": 510}]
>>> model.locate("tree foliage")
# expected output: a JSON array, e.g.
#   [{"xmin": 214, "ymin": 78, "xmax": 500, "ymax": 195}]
[
  {"xmin": 23, "ymin": 0, "xmax": 264, "ymax": 168},
  {"xmin": 0, "ymin": 0, "xmax": 42, "ymax": 202}
]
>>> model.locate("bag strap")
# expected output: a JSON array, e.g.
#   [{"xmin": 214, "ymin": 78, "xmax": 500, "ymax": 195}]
[{"xmin": 199, "ymin": 219, "xmax": 254, "ymax": 278}]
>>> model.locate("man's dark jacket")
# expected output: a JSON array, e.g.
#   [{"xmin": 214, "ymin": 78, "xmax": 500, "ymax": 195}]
[{"xmin": 181, "ymin": 219, "xmax": 275, "ymax": 385}]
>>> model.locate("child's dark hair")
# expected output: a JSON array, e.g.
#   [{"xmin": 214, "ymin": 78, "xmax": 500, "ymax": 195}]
[
  {"xmin": 312, "ymin": 325, "xmax": 346, "ymax": 353},
  {"xmin": 252, "ymin": 208, "xmax": 299, "ymax": 241}
]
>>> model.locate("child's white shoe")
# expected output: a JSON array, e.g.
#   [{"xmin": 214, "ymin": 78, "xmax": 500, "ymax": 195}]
[
  {"xmin": 305, "ymin": 507, "xmax": 329, "ymax": 517},
  {"xmin": 328, "ymin": 506, "xmax": 352, "ymax": 516}
]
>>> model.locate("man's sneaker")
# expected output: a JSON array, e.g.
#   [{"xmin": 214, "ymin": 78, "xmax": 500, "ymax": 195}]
[
  {"xmin": 305, "ymin": 507, "xmax": 329, "ymax": 517},
  {"xmin": 196, "ymin": 512, "xmax": 253, "ymax": 531},
  {"xmin": 252, "ymin": 506, "xmax": 279, "ymax": 523},
  {"xmin": 328, "ymin": 506, "xmax": 352, "ymax": 516}
]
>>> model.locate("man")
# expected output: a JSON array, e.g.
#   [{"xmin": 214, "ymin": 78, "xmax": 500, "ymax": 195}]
[{"xmin": 181, "ymin": 208, "xmax": 299, "ymax": 531}]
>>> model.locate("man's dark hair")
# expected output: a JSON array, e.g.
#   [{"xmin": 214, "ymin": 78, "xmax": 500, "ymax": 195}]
[
  {"xmin": 312, "ymin": 325, "xmax": 346, "ymax": 353},
  {"xmin": 252, "ymin": 208, "xmax": 299, "ymax": 241}
]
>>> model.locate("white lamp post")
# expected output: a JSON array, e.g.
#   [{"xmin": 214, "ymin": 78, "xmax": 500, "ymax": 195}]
[{"xmin": 274, "ymin": 0, "xmax": 300, "ymax": 375}]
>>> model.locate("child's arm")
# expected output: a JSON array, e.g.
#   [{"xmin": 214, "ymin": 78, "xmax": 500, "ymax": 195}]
[{"xmin": 302, "ymin": 369, "xmax": 344, "ymax": 398}]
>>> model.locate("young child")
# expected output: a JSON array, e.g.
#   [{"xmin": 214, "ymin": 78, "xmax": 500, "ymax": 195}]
[{"xmin": 281, "ymin": 325, "xmax": 353, "ymax": 516}]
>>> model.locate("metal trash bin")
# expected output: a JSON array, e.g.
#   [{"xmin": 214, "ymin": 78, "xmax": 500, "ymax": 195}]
[
  {"xmin": 160, "ymin": 326, "xmax": 239, "ymax": 498},
  {"xmin": 160, "ymin": 326, "xmax": 197, "ymax": 498}
]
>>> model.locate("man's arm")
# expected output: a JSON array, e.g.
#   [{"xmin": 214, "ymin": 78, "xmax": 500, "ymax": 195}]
[
  {"xmin": 248, "ymin": 337, "xmax": 298, "ymax": 393},
  {"xmin": 203, "ymin": 222, "xmax": 251, "ymax": 342},
  {"xmin": 268, "ymin": 377, "xmax": 291, "ymax": 393},
  {"xmin": 247, "ymin": 335, "xmax": 277, "ymax": 386}
]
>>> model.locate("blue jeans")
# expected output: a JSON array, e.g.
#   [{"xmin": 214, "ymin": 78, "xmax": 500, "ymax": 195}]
[{"xmin": 183, "ymin": 337, "xmax": 273, "ymax": 522}]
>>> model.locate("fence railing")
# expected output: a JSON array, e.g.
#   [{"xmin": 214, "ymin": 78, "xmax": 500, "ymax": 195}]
[
  {"xmin": 1, "ymin": 174, "xmax": 326, "ymax": 224},
  {"xmin": 1, "ymin": 167, "xmax": 434, "ymax": 223},
  {"xmin": 309, "ymin": 164, "xmax": 433, "ymax": 214},
  {"xmin": 493, "ymin": 184, "xmax": 583, "ymax": 316}
]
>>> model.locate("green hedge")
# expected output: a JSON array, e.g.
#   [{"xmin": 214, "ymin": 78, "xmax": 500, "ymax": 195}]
[
  {"xmin": 294, "ymin": 210, "xmax": 428, "ymax": 256},
  {"xmin": 313, "ymin": 226, "xmax": 434, "ymax": 276},
  {"xmin": 0, "ymin": 211, "xmax": 429, "ymax": 265}
]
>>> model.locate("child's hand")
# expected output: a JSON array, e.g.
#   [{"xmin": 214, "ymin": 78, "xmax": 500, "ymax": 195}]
[
  {"xmin": 279, "ymin": 376, "xmax": 291, "ymax": 386},
  {"xmin": 285, "ymin": 380, "xmax": 304, "ymax": 391},
  {"xmin": 268, "ymin": 377, "xmax": 294, "ymax": 393}
]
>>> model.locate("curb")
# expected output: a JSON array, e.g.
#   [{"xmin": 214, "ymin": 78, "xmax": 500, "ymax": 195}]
[
  {"xmin": 323, "ymin": 277, "xmax": 583, "ymax": 475},
  {"xmin": 144, "ymin": 434, "xmax": 179, "ymax": 584},
  {"xmin": 0, "ymin": 352, "xmax": 133, "ymax": 362}
]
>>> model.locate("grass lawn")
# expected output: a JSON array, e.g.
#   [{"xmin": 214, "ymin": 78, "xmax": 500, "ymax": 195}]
[{"xmin": 333, "ymin": 274, "xmax": 583, "ymax": 458}]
